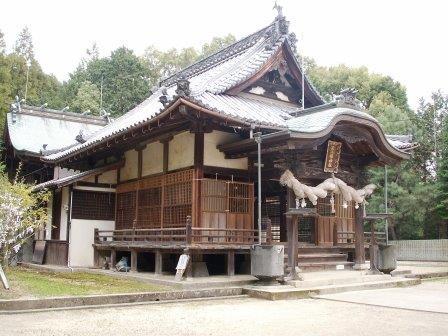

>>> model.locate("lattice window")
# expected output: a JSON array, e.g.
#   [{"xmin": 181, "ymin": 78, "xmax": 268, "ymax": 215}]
[
  {"xmin": 116, "ymin": 191, "xmax": 136, "ymax": 229},
  {"xmin": 116, "ymin": 169, "xmax": 194, "ymax": 229},
  {"xmin": 335, "ymin": 194, "xmax": 355, "ymax": 219},
  {"xmin": 137, "ymin": 187, "xmax": 161, "ymax": 228},
  {"xmin": 72, "ymin": 190, "xmax": 115, "ymax": 221},
  {"xmin": 201, "ymin": 180, "xmax": 253, "ymax": 215},
  {"xmin": 228, "ymin": 183, "xmax": 251, "ymax": 213},
  {"xmin": 163, "ymin": 170, "xmax": 193, "ymax": 227},
  {"xmin": 317, "ymin": 195, "xmax": 335, "ymax": 217},
  {"xmin": 201, "ymin": 180, "xmax": 227, "ymax": 212},
  {"xmin": 262, "ymin": 196, "xmax": 281, "ymax": 242}
]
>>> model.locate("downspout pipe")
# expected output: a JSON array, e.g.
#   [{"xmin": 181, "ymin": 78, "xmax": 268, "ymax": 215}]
[
  {"xmin": 66, "ymin": 185, "xmax": 74, "ymax": 271},
  {"xmin": 254, "ymin": 132, "xmax": 262, "ymax": 245}
]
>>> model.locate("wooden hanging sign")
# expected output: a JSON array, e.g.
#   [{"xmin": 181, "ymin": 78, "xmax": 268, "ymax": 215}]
[{"xmin": 324, "ymin": 140, "xmax": 342, "ymax": 173}]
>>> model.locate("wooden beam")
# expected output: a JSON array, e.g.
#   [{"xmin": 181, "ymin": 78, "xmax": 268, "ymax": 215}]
[
  {"xmin": 194, "ymin": 132, "xmax": 204, "ymax": 228},
  {"xmin": 227, "ymin": 250, "xmax": 235, "ymax": 276}
]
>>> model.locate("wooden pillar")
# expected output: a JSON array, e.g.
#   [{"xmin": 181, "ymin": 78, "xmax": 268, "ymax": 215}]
[
  {"xmin": 130, "ymin": 249, "xmax": 138, "ymax": 272},
  {"xmin": 286, "ymin": 214, "xmax": 299, "ymax": 279},
  {"xmin": 162, "ymin": 139, "xmax": 169, "ymax": 173},
  {"xmin": 279, "ymin": 192, "xmax": 287, "ymax": 242},
  {"xmin": 194, "ymin": 131, "xmax": 204, "ymax": 228},
  {"xmin": 353, "ymin": 206, "xmax": 366, "ymax": 269},
  {"xmin": 186, "ymin": 216, "xmax": 192, "ymax": 244},
  {"xmin": 369, "ymin": 220, "xmax": 380, "ymax": 273},
  {"xmin": 285, "ymin": 188, "xmax": 300, "ymax": 279},
  {"xmin": 155, "ymin": 250, "xmax": 163, "ymax": 275},
  {"xmin": 184, "ymin": 249, "xmax": 193, "ymax": 278},
  {"xmin": 93, "ymin": 248, "xmax": 100, "ymax": 268},
  {"xmin": 160, "ymin": 137, "xmax": 171, "ymax": 230},
  {"xmin": 227, "ymin": 251, "xmax": 235, "ymax": 276},
  {"xmin": 266, "ymin": 218, "xmax": 272, "ymax": 245},
  {"xmin": 110, "ymin": 249, "xmax": 116, "ymax": 269}
]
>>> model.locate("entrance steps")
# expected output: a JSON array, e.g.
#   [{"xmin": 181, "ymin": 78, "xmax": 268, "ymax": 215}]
[
  {"xmin": 285, "ymin": 246, "xmax": 354, "ymax": 272},
  {"xmin": 243, "ymin": 271, "xmax": 421, "ymax": 300}
]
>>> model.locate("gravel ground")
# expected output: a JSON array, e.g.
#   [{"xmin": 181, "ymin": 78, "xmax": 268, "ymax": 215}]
[
  {"xmin": 2, "ymin": 285, "xmax": 448, "ymax": 336},
  {"xmin": 316, "ymin": 281, "xmax": 448, "ymax": 313}
]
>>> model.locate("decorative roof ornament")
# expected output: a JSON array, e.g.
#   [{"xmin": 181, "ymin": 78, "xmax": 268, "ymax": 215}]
[
  {"xmin": 100, "ymin": 109, "xmax": 112, "ymax": 123},
  {"xmin": 10, "ymin": 96, "xmax": 23, "ymax": 123},
  {"xmin": 175, "ymin": 77, "xmax": 191, "ymax": 97},
  {"xmin": 159, "ymin": 87, "xmax": 169, "ymax": 107},
  {"xmin": 75, "ymin": 129, "xmax": 87, "ymax": 144},
  {"xmin": 335, "ymin": 88, "xmax": 362, "ymax": 109},
  {"xmin": 265, "ymin": 2, "xmax": 289, "ymax": 50}
]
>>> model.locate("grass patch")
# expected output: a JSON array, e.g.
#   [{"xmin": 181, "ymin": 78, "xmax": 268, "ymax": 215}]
[{"xmin": 0, "ymin": 266, "xmax": 170, "ymax": 299}]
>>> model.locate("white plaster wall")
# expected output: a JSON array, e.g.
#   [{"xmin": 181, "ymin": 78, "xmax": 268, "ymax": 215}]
[
  {"xmin": 120, "ymin": 149, "xmax": 138, "ymax": 181},
  {"xmin": 59, "ymin": 187, "xmax": 69, "ymax": 241},
  {"xmin": 69, "ymin": 219, "xmax": 115, "ymax": 267},
  {"xmin": 168, "ymin": 132, "xmax": 194, "ymax": 171},
  {"xmin": 204, "ymin": 131, "xmax": 248, "ymax": 169},
  {"xmin": 45, "ymin": 193, "xmax": 53, "ymax": 240},
  {"xmin": 97, "ymin": 169, "xmax": 117, "ymax": 184},
  {"xmin": 142, "ymin": 142, "xmax": 163, "ymax": 176}
]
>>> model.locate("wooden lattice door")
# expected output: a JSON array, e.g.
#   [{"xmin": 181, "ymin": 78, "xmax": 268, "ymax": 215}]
[{"xmin": 200, "ymin": 179, "xmax": 254, "ymax": 243}]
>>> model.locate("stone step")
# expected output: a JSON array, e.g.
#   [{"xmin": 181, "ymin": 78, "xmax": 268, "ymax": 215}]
[
  {"xmin": 244, "ymin": 277, "xmax": 421, "ymax": 300},
  {"xmin": 288, "ymin": 273, "xmax": 391, "ymax": 288},
  {"xmin": 297, "ymin": 253, "xmax": 348, "ymax": 263},
  {"xmin": 298, "ymin": 247, "xmax": 342, "ymax": 254},
  {"xmin": 390, "ymin": 269, "xmax": 412, "ymax": 277},
  {"xmin": 298, "ymin": 261, "xmax": 354, "ymax": 272}
]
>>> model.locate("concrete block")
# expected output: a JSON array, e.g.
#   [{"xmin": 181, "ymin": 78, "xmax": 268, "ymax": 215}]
[
  {"xmin": 251, "ymin": 245, "xmax": 284, "ymax": 280},
  {"xmin": 192, "ymin": 262, "xmax": 209, "ymax": 277},
  {"xmin": 378, "ymin": 245, "xmax": 397, "ymax": 273}
]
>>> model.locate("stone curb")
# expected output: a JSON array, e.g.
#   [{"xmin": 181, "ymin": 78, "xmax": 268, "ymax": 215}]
[
  {"xmin": 405, "ymin": 271, "xmax": 448, "ymax": 279},
  {"xmin": 0, "ymin": 287, "xmax": 243, "ymax": 312}
]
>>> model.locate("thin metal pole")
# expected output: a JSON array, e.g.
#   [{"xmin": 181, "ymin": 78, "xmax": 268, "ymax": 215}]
[
  {"xmin": 100, "ymin": 75, "xmax": 104, "ymax": 112},
  {"xmin": 255, "ymin": 132, "xmax": 262, "ymax": 245},
  {"xmin": 384, "ymin": 165, "xmax": 389, "ymax": 244},
  {"xmin": 301, "ymin": 34, "xmax": 305, "ymax": 110},
  {"xmin": 24, "ymin": 60, "xmax": 30, "ymax": 103}
]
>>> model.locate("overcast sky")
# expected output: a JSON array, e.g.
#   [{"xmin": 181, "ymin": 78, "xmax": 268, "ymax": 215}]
[{"xmin": 1, "ymin": 0, "xmax": 446, "ymax": 109}]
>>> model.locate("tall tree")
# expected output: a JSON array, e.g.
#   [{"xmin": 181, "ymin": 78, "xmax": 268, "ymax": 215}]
[
  {"xmin": 0, "ymin": 30, "xmax": 5, "ymax": 55},
  {"xmin": 436, "ymin": 109, "xmax": 448, "ymax": 222},
  {"xmin": 307, "ymin": 64, "xmax": 409, "ymax": 111},
  {"xmin": 71, "ymin": 80, "xmax": 101, "ymax": 115},
  {"xmin": 13, "ymin": 27, "xmax": 34, "ymax": 61},
  {"xmin": 141, "ymin": 46, "xmax": 199, "ymax": 86},
  {"xmin": 64, "ymin": 47, "xmax": 150, "ymax": 117},
  {"xmin": 141, "ymin": 34, "xmax": 236, "ymax": 87},
  {"xmin": 201, "ymin": 34, "xmax": 236, "ymax": 58}
]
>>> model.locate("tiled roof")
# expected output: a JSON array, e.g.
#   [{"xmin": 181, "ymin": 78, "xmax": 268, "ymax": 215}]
[
  {"xmin": 33, "ymin": 162, "xmax": 121, "ymax": 191},
  {"xmin": 44, "ymin": 17, "xmax": 304, "ymax": 161},
  {"xmin": 6, "ymin": 106, "xmax": 107, "ymax": 156},
  {"xmin": 160, "ymin": 24, "xmax": 275, "ymax": 88},
  {"xmin": 41, "ymin": 15, "xmax": 409, "ymax": 163},
  {"xmin": 286, "ymin": 107, "xmax": 377, "ymax": 133},
  {"xmin": 386, "ymin": 135, "xmax": 416, "ymax": 152}
]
